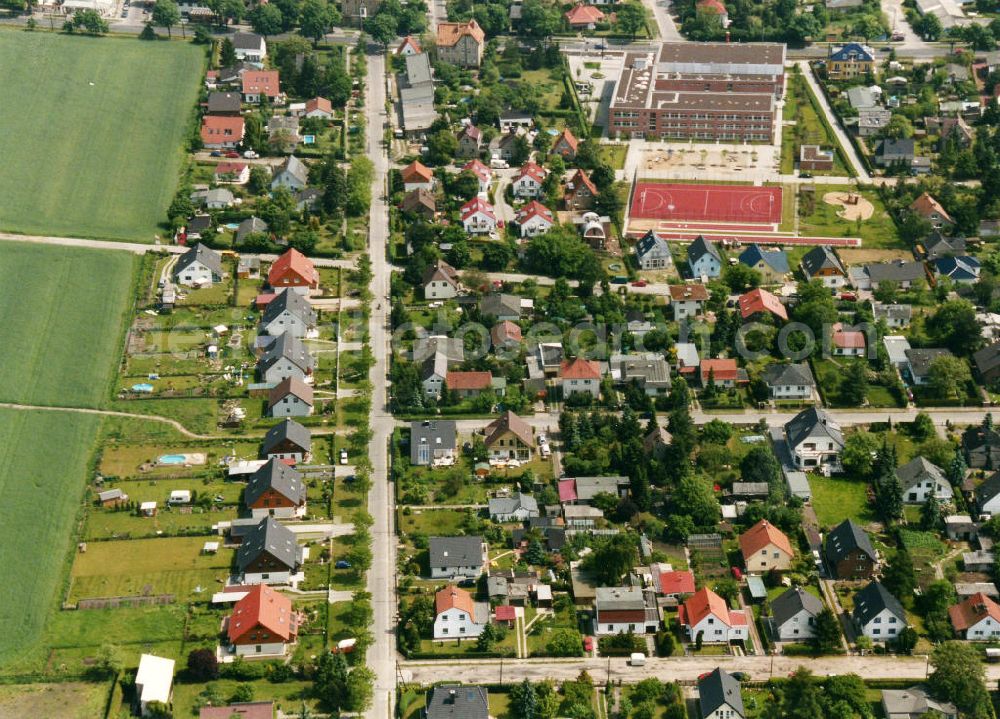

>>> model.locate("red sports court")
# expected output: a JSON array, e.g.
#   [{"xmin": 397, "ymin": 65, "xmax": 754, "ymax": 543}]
[{"xmin": 630, "ymin": 182, "xmax": 783, "ymax": 225}]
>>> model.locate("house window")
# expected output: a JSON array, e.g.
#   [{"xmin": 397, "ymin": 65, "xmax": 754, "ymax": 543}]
[{"xmin": 256, "ymin": 645, "xmax": 262, "ymax": 653}]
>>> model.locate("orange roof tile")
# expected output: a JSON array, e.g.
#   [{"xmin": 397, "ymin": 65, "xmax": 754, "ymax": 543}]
[
  {"xmin": 402, "ymin": 160, "xmax": 434, "ymax": 184},
  {"xmin": 910, "ymin": 192, "xmax": 953, "ymax": 224},
  {"xmin": 832, "ymin": 323, "xmax": 866, "ymax": 349},
  {"xmin": 200, "ymin": 116, "xmax": 245, "ymax": 144},
  {"xmin": 553, "ymin": 128, "xmax": 580, "ymax": 153},
  {"xmin": 668, "ymin": 284, "xmax": 709, "ymax": 301},
  {"xmin": 268, "ymin": 248, "xmax": 319, "ymax": 288},
  {"xmin": 697, "ymin": 0, "xmax": 727, "ymax": 13},
  {"xmin": 305, "ymin": 96, "xmax": 332, "ymax": 114},
  {"xmin": 436, "ymin": 19, "xmax": 485, "ymax": 47},
  {"xmin": 445, "ymin": 371, "xmax": 493, "ymax": 390},
  {"xmin": 565, "ymin": 3, "xmax": 605, "ymax": 24},
  {"xmin": 515, "ymin": 161, "xmax": 547, "ymax": 185},
  {"xmin": 738, "ymin": 288, "xmax": 787, "ymax": 321},
  {"xmin": 435, "ymin": 585, "xmax": 475, "ymax": 615},
  {"xmin": 461, "ymin": 196, "xmax": 496, "ymax": 222},
  {"xmin": 462, "ymin": 158, "xmax": 491, "ymax": 181},
  {"xmin": 242, "ymin": 70, "xmax": 281, "ymax": 97},
  {"xmin": 949, "ymin": 592, "xmax": 1000, "ymax": 632},
  {"xmin": 567, "ymin": 169, "xmax": 597, "ymax": 197},
  {"xmin": 658, "ymin": 570, "xmax": 696, "ymax": 595},
  {"xmin": 700, "ymin": 358, "xmax": 739, "ymax": 383},
  {"xmin": 228, "ymin": 584, "xmax": 297, "ymax": 643},
  {"xmin": 515, "ymin": 200, "xmax": 554, "ymax": 224},
  {"xmin": 560, "ymin": 357, "xmax": 601, "ymax": 380},
  {"xmin": 681, "ymin": 587, "xmax": 734, "ymax": 628},
  {"xmin": 739, "ymin": 519, "xmax": 794, "ymax": 560}
]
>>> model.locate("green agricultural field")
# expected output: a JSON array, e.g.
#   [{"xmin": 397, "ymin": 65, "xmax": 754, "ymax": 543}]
[
  {"xmin": 0, "ymin": 31, "xmax": 204, "ymax": 241},
  {"xmin": 0, "ymin": 408, "xmax": 102, "ymax": 668},
  {"xmin": 0, "ymin": 242, "xmax": 136, "ymax": 407}
]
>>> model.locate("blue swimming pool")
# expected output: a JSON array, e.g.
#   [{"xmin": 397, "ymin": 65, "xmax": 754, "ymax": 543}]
[
  {"xmin": 159, "ymin": 454, "xmax": 186, "ymax": 464},
  {"xmin": 131, "ymin": 383, "xmax": 154, "ymax": 393},
  {"xmin": 225, "ymin": 223, "xmax": 240, "ymax": 230}
]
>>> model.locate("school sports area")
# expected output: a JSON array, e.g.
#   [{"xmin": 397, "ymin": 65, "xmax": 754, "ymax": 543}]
[{"xmin": 626, "ymin": 181, "xmax": 861, "ymax": 247}]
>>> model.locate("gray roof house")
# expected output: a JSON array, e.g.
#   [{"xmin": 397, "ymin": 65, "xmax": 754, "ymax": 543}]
[
  {"xmin": 923, "ymin": 231, "xmax": 966, "ymax": 261},
  {"xmin": 875, "ymin": 138, "xmax": 915, "ymax": 167},
  {"xmin": 857, "ymin": 106, "xmax": 892, "ymax": 137},
  {"xmin": 688, "ymin": 235, "xmax": 723, "ymax": 279},
  {"xmin": 174, "ymin": 243, "xmax": 224, "ymax": 287},
  {"xmin": 236, "ymin": 517, "xmax": 302, "ymax": 575},
  {"xmin": 480, "ymin": 293, "xmax": 522, "ymax": 321},
  {"xmin": 800, "ymin": 246, "xmax": 846, "ymax": 281},
  {"xmin": 904, "ymin": 347, "xmax": 954, "ymax": 385},
  {"xmin": 425, "ymin": 685, "xmax": 490, "ymax": 719},
  {"xmin": 261, "ymin": 417, "xmax": 312, "ymax": 460},
  {"xmin": 769, "ymin": 586, "xmax": 825, "ymax": 642},
  {"xmin": 245, "ymin": 458, "xmax": 306, "ymax": 515},
  {"xmin": 860, "ymin": 260, "xmax": 926, "ymax": 289},
  {"xmin": 847, "ymin": 85, "xmax": 878, "ymax": 109},
  {"xmin": 762, "ymin": 362, "xmax": 815, "ymax": 400},
  {"xmin": 258, "ymin": 332, "xmax": 315, "ymax": 383},
  {"xmin": 784, "ymin": 407, "xmax": 844, "ymax": 470},
  {"xmin": 429, "ymin": 536, "xmax": 487, "ymax": 579},
  {"xmin": 698, "ymin": 668, "xmax": 745, "ymax": 719},
  {"xmin": 235, "ymin": 216, "xmax": 269, "ymax": 244},
  {"xmin": 488, "ymin": 492, "xmax": 539, "ymax": 522},
  {"xmin": 410, "ymin": 420, "xmax": 457, "ymax": 466},
  {"xmin": 192, "ymin": 187, "xmax": 236, "ymax": 209},
  {"xmin": 853, "ymin": 581, "xmax": 907, "ymax": 641},
  {"xmin": 873, "ymin": 302, "xmax": 912, "ymax": 328},
  {"xmin": 881, "ymin": 687, "xmax": 957, "ymax": 719},
  {"xmin": 261, "ymin": 289, "xmax": 317, "ymax": 338},
  {"xmin": 271, "ymin": 155, "xmax": 309, "ymax": 191},
  {"xmin": 896, "ymin": 456, "xmax": 953, "ymax": 504},
  {"xmin": 619, "ymin": 356, "xmax": 671, "ymax": 395},
  {"xmin": 825, "ymin": 518, "xmax": 877, "ymax": 573},
  {"xmin": 398, "ymin": 53, "xmax": 438, "ymax": 134},
  {"xmin": 634, "ymin": 230, "xmax": 673, "ymax": 270},
  {"xmin": 206, "ymin": 91, "xmax": 242, "ymax": 114}
]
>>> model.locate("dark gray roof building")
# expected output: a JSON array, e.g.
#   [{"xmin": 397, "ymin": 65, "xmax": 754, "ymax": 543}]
[
  {"xmin": 261, "ymin": 418, "xmax": 312, "ymax": 456},
  {"xmin": 207, "ymin": 91, "xmax": 242, "ymax": 114},
  {"xmin": 245, "ymin": 458, "xmax": 306, "ymax": 507},
  {"xmin": 259, "ymin": 333, "xmax": 315, "ymax": 375},
  {"xmin": 896, "ymin": 456, "xmax": 947, "ymax": 492},
  {"xmin": 425, "ymin": 685, "xmax": 490, "ymax": 719},
  {"xmin": 688, "ymin": 235, "xmax": 721, "ymax": 265},
  {"xmin": 429, "ymin": 536, "xmax": 486, "ymax": 568},
  {"xmin": 697, "ymin": 668, "xmax": 745, "ymax": 719},
  {"xmin": 801, "ymin": 246, "xmax": 845, "ymax": 277},
  {"xmin": 770, "ymin": 586, "xmax": 824, "ymax": 629},
  {"xmin": 853, "ymin": 580, "xmax": 906, "ymax": 626},
  {"xmin": 236, "ymin": 517, "xmax": 301, "ymax": 571},
  {"xmin": 826, "ymin": 519, "xmax": 877, "ymax": 564},
  {"xmin": 784, "ymin": 407, "xmax": 844, "ymax": 450},
  {"xmin": 410, "ymin": 420, "xmax": 457, "ymax": 465},
  {"xmin": 177, "ymin": 243, "xmax": 224, "ymax": 277},
  {"xmin": 261, "ymin": 288, "xmax": 317, "ymax": 326},
  {"xmin": 236, "ymin": 216, "xmax": 269, "ymax": 244},
  {"xmin": 762, "ymin": 362, "xmax": 815, "ymax": 388}
]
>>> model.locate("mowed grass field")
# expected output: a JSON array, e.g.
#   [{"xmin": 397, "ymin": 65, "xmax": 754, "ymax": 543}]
[
  {"xmin": 0, "ymin": 243, "xmax": 136, "ymax": 669},
  {"xmin": 0, "ymin": 408, "xmax": 101, "ymax": 668},
  {"xmin": 0, "ymin": 242, "xmax": 136, "ymax": 407},
  {"xmin": 0, "ymin": 32, "xmax": 204, "ymax": 241}
]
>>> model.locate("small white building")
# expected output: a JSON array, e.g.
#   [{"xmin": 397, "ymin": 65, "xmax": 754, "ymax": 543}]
[
  {"xmin": 853, "ymin": 581, "xmax": 907, "ymax": 642},
  {"xmin": 433, "ymin": 585, "xmax": 487, "ymax": 639},
  {"xmin": 135, "ymin": 654, "xmax": 175, "ymax": 717}
]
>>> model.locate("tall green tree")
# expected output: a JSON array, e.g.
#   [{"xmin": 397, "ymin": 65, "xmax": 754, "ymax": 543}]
[
  {"xmin": 299, "ymin": 0, "xmax": 340, "ymax": 45},
  {"xmin": 250, "ymin": 3, "xmax": 284, "ymax": 38},
  {"xmin": 928, "ymin": 642, "xmax": 993, "ymax": 717},
  {"xmin": 152, "ymin": 0, "xmax": 180, "ymax": 37}
]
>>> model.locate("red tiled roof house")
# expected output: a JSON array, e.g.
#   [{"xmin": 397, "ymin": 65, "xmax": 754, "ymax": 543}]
[
  {"xmin": 268, "ymin": 248, "xmax": 319, "ymax": 294},
  {"xmin": 226, "ymin": 584, "xmax": 299, "ymax": 657}
]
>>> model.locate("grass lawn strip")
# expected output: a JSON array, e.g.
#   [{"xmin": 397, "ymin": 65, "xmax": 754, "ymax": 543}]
[
  {"xmin": 0, "ymin": 31, "xmax": 204, "ymax": 241},
  {"xmin": 0, "ymin": 242, "xmax": 136, "ymax": 407},
  {"xmin": 0, "ymin": 409, "xmax": 102, "ymax": 667}
]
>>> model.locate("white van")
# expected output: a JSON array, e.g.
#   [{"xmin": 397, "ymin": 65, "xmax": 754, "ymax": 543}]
[{"xmin": 628, "ymin": 653, "xmax": 646, "ymax": 667}]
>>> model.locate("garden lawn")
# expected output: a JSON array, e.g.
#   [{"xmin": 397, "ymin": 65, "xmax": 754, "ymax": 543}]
[
  {"xmin": 0, "ymin": 31, "xmax": 204, "ymax": 241},
  {"xmin": 797, "ymin": 185, "xmax": 903, "ymax": 249},
  {"xmin": 0, "ymin": 242, "xmax": 136, "ymax": 406},
  {"xmin": 0, "ymin": 682, "xmax": 108, "ymax": 719},
  {"xmin": 68, "ymin": 536, "xmax": 235, "ymax": 602},
  {"xmin": 0, "ymin": 409, "xmax": 102, "ymax": 668},
  {"xmin": 807, "ymin": 475, "xmax": 874, "ymax": 529}
]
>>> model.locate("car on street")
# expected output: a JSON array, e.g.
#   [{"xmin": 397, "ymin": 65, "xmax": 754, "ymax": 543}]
[
  {"xmin": 224, "ymin": 151, "xmax": 240, "ymax": 158},
  {"xmin": 210, "ymin": 151, "xmax": 222, "ymax": 157},
  {"xmin": 800, "ymin": 172, "xmax": 813, "ymax": 179},
  {"xmin": 631, "ymin": 280, "xmax": 647, "ymax": 287}
]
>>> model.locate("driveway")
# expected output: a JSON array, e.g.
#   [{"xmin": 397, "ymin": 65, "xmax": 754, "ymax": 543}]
[{"xmin": 797, "ymin": 61, "xmax": 871, "ymax": 181}]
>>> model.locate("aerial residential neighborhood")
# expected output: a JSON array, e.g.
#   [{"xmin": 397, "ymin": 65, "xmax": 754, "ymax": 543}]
[{"xmin": 10, "ymin": 0, "xmax": 1000, "ymax": 714}]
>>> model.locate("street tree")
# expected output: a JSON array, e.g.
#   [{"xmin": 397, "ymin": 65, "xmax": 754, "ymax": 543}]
[
  {"xmin": 152, "ymin": 0, "xmax": 180, "ymax": 37},
  {"xmin": 299, "ymin": 0, "xmax": 340, "ymax": 45},
  {"xmin": 250, "ymin": 3, "xmax": 284, "ymax": 38}
]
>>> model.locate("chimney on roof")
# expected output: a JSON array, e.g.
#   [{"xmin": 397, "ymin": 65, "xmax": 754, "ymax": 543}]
[{"xmin": 448, "ymin": 690, "xmax": 457, "ymax": 704}]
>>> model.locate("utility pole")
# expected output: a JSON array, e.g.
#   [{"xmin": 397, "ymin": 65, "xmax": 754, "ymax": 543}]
[{"xmin": 499, "ymin": 656, "xmax": 504, "ymax": 686}]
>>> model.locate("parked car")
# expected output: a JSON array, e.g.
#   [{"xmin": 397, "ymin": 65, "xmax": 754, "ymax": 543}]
[
  {"xmin": 243, "ymin": 150, "xmax": 259, "ymax": 159},
  {"xmin": 631, "ymin": 280, "xmax": 647, "ymax": 287},
  {"xmin": 335, "ymin": 560, "xmax": 351, "ymax": 569},
  {"xmin": 800, "ymin": 172, "xmax": 812, "ymax": 179},
  {"xmin": 339, "ymin": 448, "xmax": 349, "ymax": 465},
  {"xmin": 210, "ymin": 151, "xmax": 223, "ymax": 157},
  {"xmin": 224, "ymin": 151, "xmax": 240, "ymax": 158}
]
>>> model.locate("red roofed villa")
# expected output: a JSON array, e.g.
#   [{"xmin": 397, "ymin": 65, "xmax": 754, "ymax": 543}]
[
  {"xmin": 402, "ymin": 160, "xmax": 435, "ymax": 191},
  {"xmin": 268, "ymin": 248, "xmax": 319, "ymax": 294},
  {"xmin": 445, "ymin": 371, "xmax": 494, "ymax": 397},
  {"xmin": 560, "ymin": 357, "xmax": 601, "ymax": 399},
  {"xmin": 738, "ymin": 288, "xmax": 788, "ymax": 321},
  {"xmin": 739, "ymin": 519, "xmax": 794, "ymax": 572},
  {"xmin": 699, "ymin": 358, "xmax": 743, "ymax": 388},
  {"xmin": 491, "ymin": 320, "xmax": 522, "ymax": 349},
  {"xmin": 242, "ymin": 70, "xmax": 281, "ymax": 102},
  {"xmin": 831, "ymin": 322, "xmax": 866, "ymax": 357},
  {"xmin": 655, "ymin": 569, "xmax": 696, "ymax": 599},
  {"xmin": 226, "ymin": 584, "xmax": 299, "ymax": 657},
  {"xmin": 949, "ymin": 592, "xmax": 1000, "ymax": 640},
  {"xmin": 678, "ymin": 587, "xmax": 748, "ymax": 643},
  {"xmin": 565, "ymin": 3, "xmax": 605, "ymax": 28},
  {"xmin": 201, "ymin": 116, "xmax": 245, "ymax": 149}
]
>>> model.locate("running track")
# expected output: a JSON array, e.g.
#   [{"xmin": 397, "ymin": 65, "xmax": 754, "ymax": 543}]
[{"xmin": 626, "ymin": 230, "xmax": 861, "ymax": 247}]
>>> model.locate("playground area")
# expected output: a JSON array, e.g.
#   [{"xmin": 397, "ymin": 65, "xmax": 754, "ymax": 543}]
[
  {"xmin": 823, "ymin": 191, "xmax": 874, "ymax": 221},
  {"xmin": 630, "ymin": 182, "xmax": 784, "ymax": 225},
  {"xmin": 642, "ymin": 146, "xmax": 765, "ymax": 173}
]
